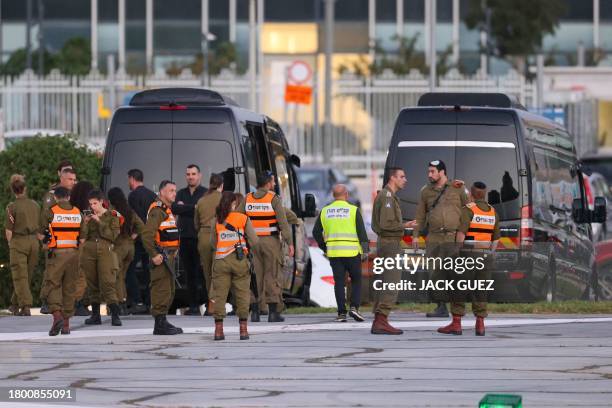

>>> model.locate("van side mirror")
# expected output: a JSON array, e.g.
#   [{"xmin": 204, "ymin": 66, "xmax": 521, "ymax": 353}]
[
  {"xmin": 223, "ymin": 167, "xmax": 236, "ymax": 192},
  {"xmin": 593, "ymin": 196, "xmax": 607, "ymax": 223},
  {"xmin": 572, "ymin": 198, "xmax": 589, "ymax": 224},
  {"xmin": 290, "ymin": 154, "xmax": 301, "ymax": 168},
  {"xmin": 303, "ymin": 193, "xmax": 317, "ymax": 218}
]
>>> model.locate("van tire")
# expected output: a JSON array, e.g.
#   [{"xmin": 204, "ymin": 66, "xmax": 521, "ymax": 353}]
[{"xmin": 545, "ymin": 258, "xmax": 557, "ymax": 303}]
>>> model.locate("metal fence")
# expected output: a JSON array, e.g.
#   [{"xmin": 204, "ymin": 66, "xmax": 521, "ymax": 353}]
[{"xmin": 2, "ymin": 67, "xmax": 597, "ymax": 175}]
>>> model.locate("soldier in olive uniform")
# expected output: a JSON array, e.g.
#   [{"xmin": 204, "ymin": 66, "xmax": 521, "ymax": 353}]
[
  {"xmin": 194, "ymin": 173, "xmax": 224, "ymax": 314},
  {"xmin": 371, "ymin": 167, "xmax": 412, "ymax": 335},
  {"xmin": 80, "ymin": 190, "xmax": 122, "ymax": 326},
  {"xmin": 5, "ymin": 175, "xmax": 40, "ymax": 316},
  {"xmin": 438, "ymin": 181, "xmax": 500, "ymax": 336},
  {"xmin": 141, "ymin": 180, "xmax": 183, "ymax": 335},
  {"xmin": 414, "ymin": 160, "xmax": 468, "ymax": 318},
  {"xmin": 238, "ymin": 171, "xmax": 294, "ymax": 323},
  {"xmin": 108, "ymin": 187, "xmax": 145, "ymax": 315},
  {"xmin": 210, "ymin": 191, "xmax": 259, "ymax": 340},
  {"xmin": 39, "ymin": 166, "xmax": 77, "ymax": 313}
]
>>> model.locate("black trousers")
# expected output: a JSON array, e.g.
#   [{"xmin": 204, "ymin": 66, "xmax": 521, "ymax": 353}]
[
  {"xmin": 126, "ymin": 239, "xmax": 150, "ymax": 307},
  {"xmin": 180, "ymin": 238, "xmax": 202, "ymax": 308},
  {"xmin": 330, "ymin": 255, "xmax": 362, "ymax": 314}
]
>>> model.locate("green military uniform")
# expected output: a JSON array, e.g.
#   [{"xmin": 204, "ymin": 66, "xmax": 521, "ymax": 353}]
[
  {"xmin": 39, "ymin": 186, "xmax": 59, "ymax": 304},
  {"xmin": 5, "ymin": 197, "xmax": 40, "ymax": 310},
  {"xmin": 414, "ymin": 181, "xmax": 469, "ymax": 302},
  {"xmin": 371, "ymin": 186, "xmax": 407, "ymax": 317},
  {"xmin": 210, "ymin": 215, "xmax": 259, "ymax": 320},
  {"xmin": 452, "ymin": 199, "xmax": 501, "ymax": 318},
  {"xmin": 43, "ymin": 201, "xmax": 81, "ymax": 318},
  {"xmin": 238, "ymin": 188, "xmax": 293, "ymax": 306},
  {"xmin": 142, "ymin": 202, "xmax": 177, "ymax": 317},
  {"xmin": 194, "ymin": 190, "xmax": 222, "ymax": 297},
  {"xmin": 80, "ymin": 211, "xmax": 120, "ymax": 305},
  {"xmin": 113, "ymin": 211, "xmax": 145, "ymax": 303}
]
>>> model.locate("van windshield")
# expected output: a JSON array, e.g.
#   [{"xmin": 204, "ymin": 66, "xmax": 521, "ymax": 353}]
[{"xmin": 393, "ymin": 124, "xmax": 521, "ymax": 221}]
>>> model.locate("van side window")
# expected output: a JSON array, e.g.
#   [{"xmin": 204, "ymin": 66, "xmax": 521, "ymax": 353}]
[
  {"xmin": 274, "ymin": 154, "xmax": 292, "ymax": 209},
  {"xmin": 242, "ymin": 137, "xmax": 258, "ymax": 193},
  {"xmin": 533, "ymin": 148, "xmax": 552, "ymax": 223}
]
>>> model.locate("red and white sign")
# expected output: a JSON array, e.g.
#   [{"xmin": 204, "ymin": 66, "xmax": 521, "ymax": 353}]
[
  {"xmin": 287, "ymin": 60, "xmax": 312, "ymax": 85},
  {"xmin": 285, "ymin": 60, "xmax": 313, "ymax": 105}
]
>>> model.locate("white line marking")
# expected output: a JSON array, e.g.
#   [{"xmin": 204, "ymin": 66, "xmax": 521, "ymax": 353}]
[
  {"xmin": 1, "ymin": 317, "xmax": 611, "ymax": 342},
  {"xmin": 398, "ymin": 141, "xmax": 516, "ymax": 148}
]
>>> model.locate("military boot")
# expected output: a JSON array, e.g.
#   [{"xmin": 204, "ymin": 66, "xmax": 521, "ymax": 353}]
[
  {"xmin": 74, "ymin": 301, "xmax": 90, "ymax": 316},
  {"xmin": 8, "ymin": 304, "xmax": 19, "ymax": 316},
  {"xmin": 18, "ymin": 306, "xmax": 31, "ymax": 316},
  {"xmin": 153, "ymin": 315, "xmax": 181, "ymax": 335},
  {"xmin": 437, "ymin": 314, "xmax": 462, "ymax": 335},
  {"xmin": 239, "ymin": 319, "xmax": 249, "ymax": 340},
  {"xmin": 165, "ymin": 316, "xmax": 183, "ymax": 334},
  {"xmin": 214, "ymin": 320, "xmax": 225, "ymax": 341},
  {"xmin": 61, "ymin": 317, "xmax": 71, "ymax": 335},
  {"xmin": 109, "ymin": 303, "xmax": 122, "ymax": 326},
  {"xmin": 84, "ymin": 303, "xmax": 102, "ymax": 325},
  {"xmin": 426, "ymin": 302, "xmax": 449, "ymax": 318},
  {"xmin": 40, "ymin": 301, "xmax": 50, "ymax": 314},
  {"xmin": 250, "ymin": 303, "xmax": 260, "ymax": 322},
  {"xmin": 48, "ymin": 311, "xmax": 64, "ymax": 336},
  {"xmin": 475, "ymin": 316, "xmax": 486, "ymax": 336},
  {"xmin": 371, "ymin": 313, "xmax": 403, "ymax": 335},
  {"xmin": 267, "ymin": 303, "xmax": 285, "ymax": 323}
]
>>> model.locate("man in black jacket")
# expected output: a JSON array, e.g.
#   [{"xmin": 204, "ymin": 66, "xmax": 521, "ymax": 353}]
[
  {"xmin": 172, "ymin": 164, "xmax": 207, "ymax": 315},
  {"xmin": 126, "ymin": 168, "xmax": 157, "ymax": 313}
]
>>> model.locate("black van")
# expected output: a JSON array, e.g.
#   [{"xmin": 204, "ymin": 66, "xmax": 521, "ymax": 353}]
[
  {"xmin": 101, "ymin": 88, "xmax": 317, "ymax": 309},
  {"xmin": 384, "ymin": 93, "xmax": 606, "ymax": 302}
]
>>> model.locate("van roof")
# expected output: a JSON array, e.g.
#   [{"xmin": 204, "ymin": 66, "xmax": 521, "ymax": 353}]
[
  {"xmin": 129, "ymin": 87, "xmax": 240, "ymax": 107},
  {"xmin": 418, "ymin": 92, "xmax": 526, "ymax": 110}
]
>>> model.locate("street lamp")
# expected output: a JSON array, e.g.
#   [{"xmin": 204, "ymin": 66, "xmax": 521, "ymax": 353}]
[{"xmin": 201, "ymin": 31, "xmax": 217, "ymax": 87}]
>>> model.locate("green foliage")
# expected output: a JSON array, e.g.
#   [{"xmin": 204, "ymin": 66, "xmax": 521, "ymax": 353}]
[
  {"xmin": 55, "ymin": 37, "xmax": 92, "ymax": 76},
  {"xmin": 464, "ymin": 0, "xmax": 566, "ymax": 67},
  {"xmin": 0, "ymin": 36, "xmax": 91, "ymax": 76},
  {"xmin": 166, "ymin": 41, "xmax": 244, "ymax": 76},
  {"xmin": 0, "ymin": 48, "xmax": 56, "ymax": 76},
  {"xmin": 338, "ymin": 34, "xmax": 456, "ymax": 78},
  {"xmin": 0, "ymin": 135, "xmax": 101, "ymax": 307}
]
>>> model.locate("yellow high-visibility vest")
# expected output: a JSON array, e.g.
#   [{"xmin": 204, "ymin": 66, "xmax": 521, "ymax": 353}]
[{"xmin": 321, "ymin": 200, "xmax": 361, "ymax": 258}]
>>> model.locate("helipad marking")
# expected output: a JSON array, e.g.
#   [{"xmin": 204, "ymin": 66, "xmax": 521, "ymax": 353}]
[{"xmin": 1, "ymin": 317, "xmax": 612, "ymax": 342}]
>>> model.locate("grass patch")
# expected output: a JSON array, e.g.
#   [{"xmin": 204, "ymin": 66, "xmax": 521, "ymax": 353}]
[{"xmin": 286, "ymin": 301, "xmax": 612, "ymax": 315}]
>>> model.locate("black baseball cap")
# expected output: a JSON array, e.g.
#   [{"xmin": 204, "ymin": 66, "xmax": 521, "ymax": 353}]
[
  {"xmin": 428, "ymin": 160, "xmax": 446, "ymax": 172},
  {"xmin": 472, "ymin": 181, "xmax": 487, "ymax": 190}
]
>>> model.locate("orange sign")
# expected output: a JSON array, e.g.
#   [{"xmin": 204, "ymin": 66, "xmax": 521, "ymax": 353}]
[{"xmin": 285, "ymin": 85, "xmax": 312, "ymax": 105}]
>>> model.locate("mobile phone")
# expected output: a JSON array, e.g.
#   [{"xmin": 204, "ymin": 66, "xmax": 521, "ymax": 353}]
[{"xmin": 83, "ymin": 209, "xmax": 93, "ymax": 217}]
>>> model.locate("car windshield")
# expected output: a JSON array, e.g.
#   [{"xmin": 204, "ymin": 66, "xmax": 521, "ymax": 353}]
[
  {"xmin": 297, "ymin": 169, "xmax": 327, "ymax": 190},
  {"xmin": 582, "ymin": 159, "xmax": 612, "ymax": 185}
]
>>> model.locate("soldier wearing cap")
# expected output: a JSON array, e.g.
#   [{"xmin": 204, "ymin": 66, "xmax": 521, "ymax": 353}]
[
  {"xmin": 438, "ymin": 181, "xmax": 500, "ymax": 336},
  {"xmin": 414, "ymin": 160, "xmax": 469, "ymax": 318}
]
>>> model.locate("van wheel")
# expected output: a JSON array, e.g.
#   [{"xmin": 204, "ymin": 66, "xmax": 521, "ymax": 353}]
[{"xmin": 545, "ymin": 259, "xmax": 557, "ymax": 302}]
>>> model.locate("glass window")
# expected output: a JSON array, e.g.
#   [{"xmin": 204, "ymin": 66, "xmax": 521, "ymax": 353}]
[
  {"xmin": 533, "ymin": 148, "xmax": 553, "ymax": 223},
  {"xmin": 171, "ymin": 138, "xmax": 235, "ymax": 191},
  {"xmin": 109, "ymin": 140, "xmax": 171, "ymax": 195},
  {"xmin": 297, "ymin": 169, "xmax": 327, "ymax": 191},
  {"xmin": 274, "ymin": 155, "xmax": 292, "ymax": 208},
  {"xmin": 242, "ymin": 137, "xmax": 258, "ymax": 193}
]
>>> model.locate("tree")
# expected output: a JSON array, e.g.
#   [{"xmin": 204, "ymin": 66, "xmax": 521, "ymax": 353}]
[
  {"xmin": 464, "ymin": 0, "xmax": 566, "ymax": 72},
  {"xmin": 0, "ymin": 135, "xmax": 101, "ymax": 307},
  {"xmin": 55, "ymin": 37, "xmax": 91, "ymax": 76},
  {"xmin": 0, "ymin": 48, "xmax": 56, "ymax": 76}
]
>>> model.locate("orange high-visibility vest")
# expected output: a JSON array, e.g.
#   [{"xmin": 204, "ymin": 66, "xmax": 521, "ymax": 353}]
[
  {"xmin": 465, "ymin": 202, "xmax": 496, "ymax": 248},
  {"xmin": 148, "ymin": 201, "xmax": 179, "ymax": 248},
  {"xmin": 48, "ymin": 205, "xmax": 82, "ymax": 249},
  {"xmin": 215, "ymin": 212, "xmax": 249, "ymax": 259},
  {"xmin": 245, "ymin": 191, "xmax": 279, "ymax": 236},
  {"xmin": 111, "ymin": 209, "xmax": 125, "ymax": 226}
]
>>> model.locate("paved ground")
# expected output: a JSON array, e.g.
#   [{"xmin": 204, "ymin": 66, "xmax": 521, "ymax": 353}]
[{"xmin": 1, "ymin": 313, "xmax": 612, "ymax": 407}]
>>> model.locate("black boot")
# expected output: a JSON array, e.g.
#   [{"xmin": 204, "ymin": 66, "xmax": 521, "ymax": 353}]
[
  {"xmin": 84, "ymin": 303, "xmax": 102, "ymax": 325},
  {"xmin": 109, "ymin": 303, "xmax": 122, "ymax": 326},
  {"xmin": 165, "ymin": 316, "xmax": 183, "ymax": 334},
  {"xmin": 74, "ymin": 301, "xmax": 90, "ymax": 316},
  {"xmin": 40, "ymin": 301, "xmax": 50, "ymax": 314},
  {"xmin": 250, "ymin": 303, "xmax": 260, "ymax": 322},
  {"xmin": 118, "ymin": 302, "xmax": 128, "ymax": 316},
  {"xmin": 426, "ymin": 302, "xmax": 449, "ymax": 318},
  {"xmin": 268, "ymin": 303, "xmax": 285, "ymax": 323},
  {"xmin": 153, "ymin": 315, "xmax": 181, "ymax": 335}
]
